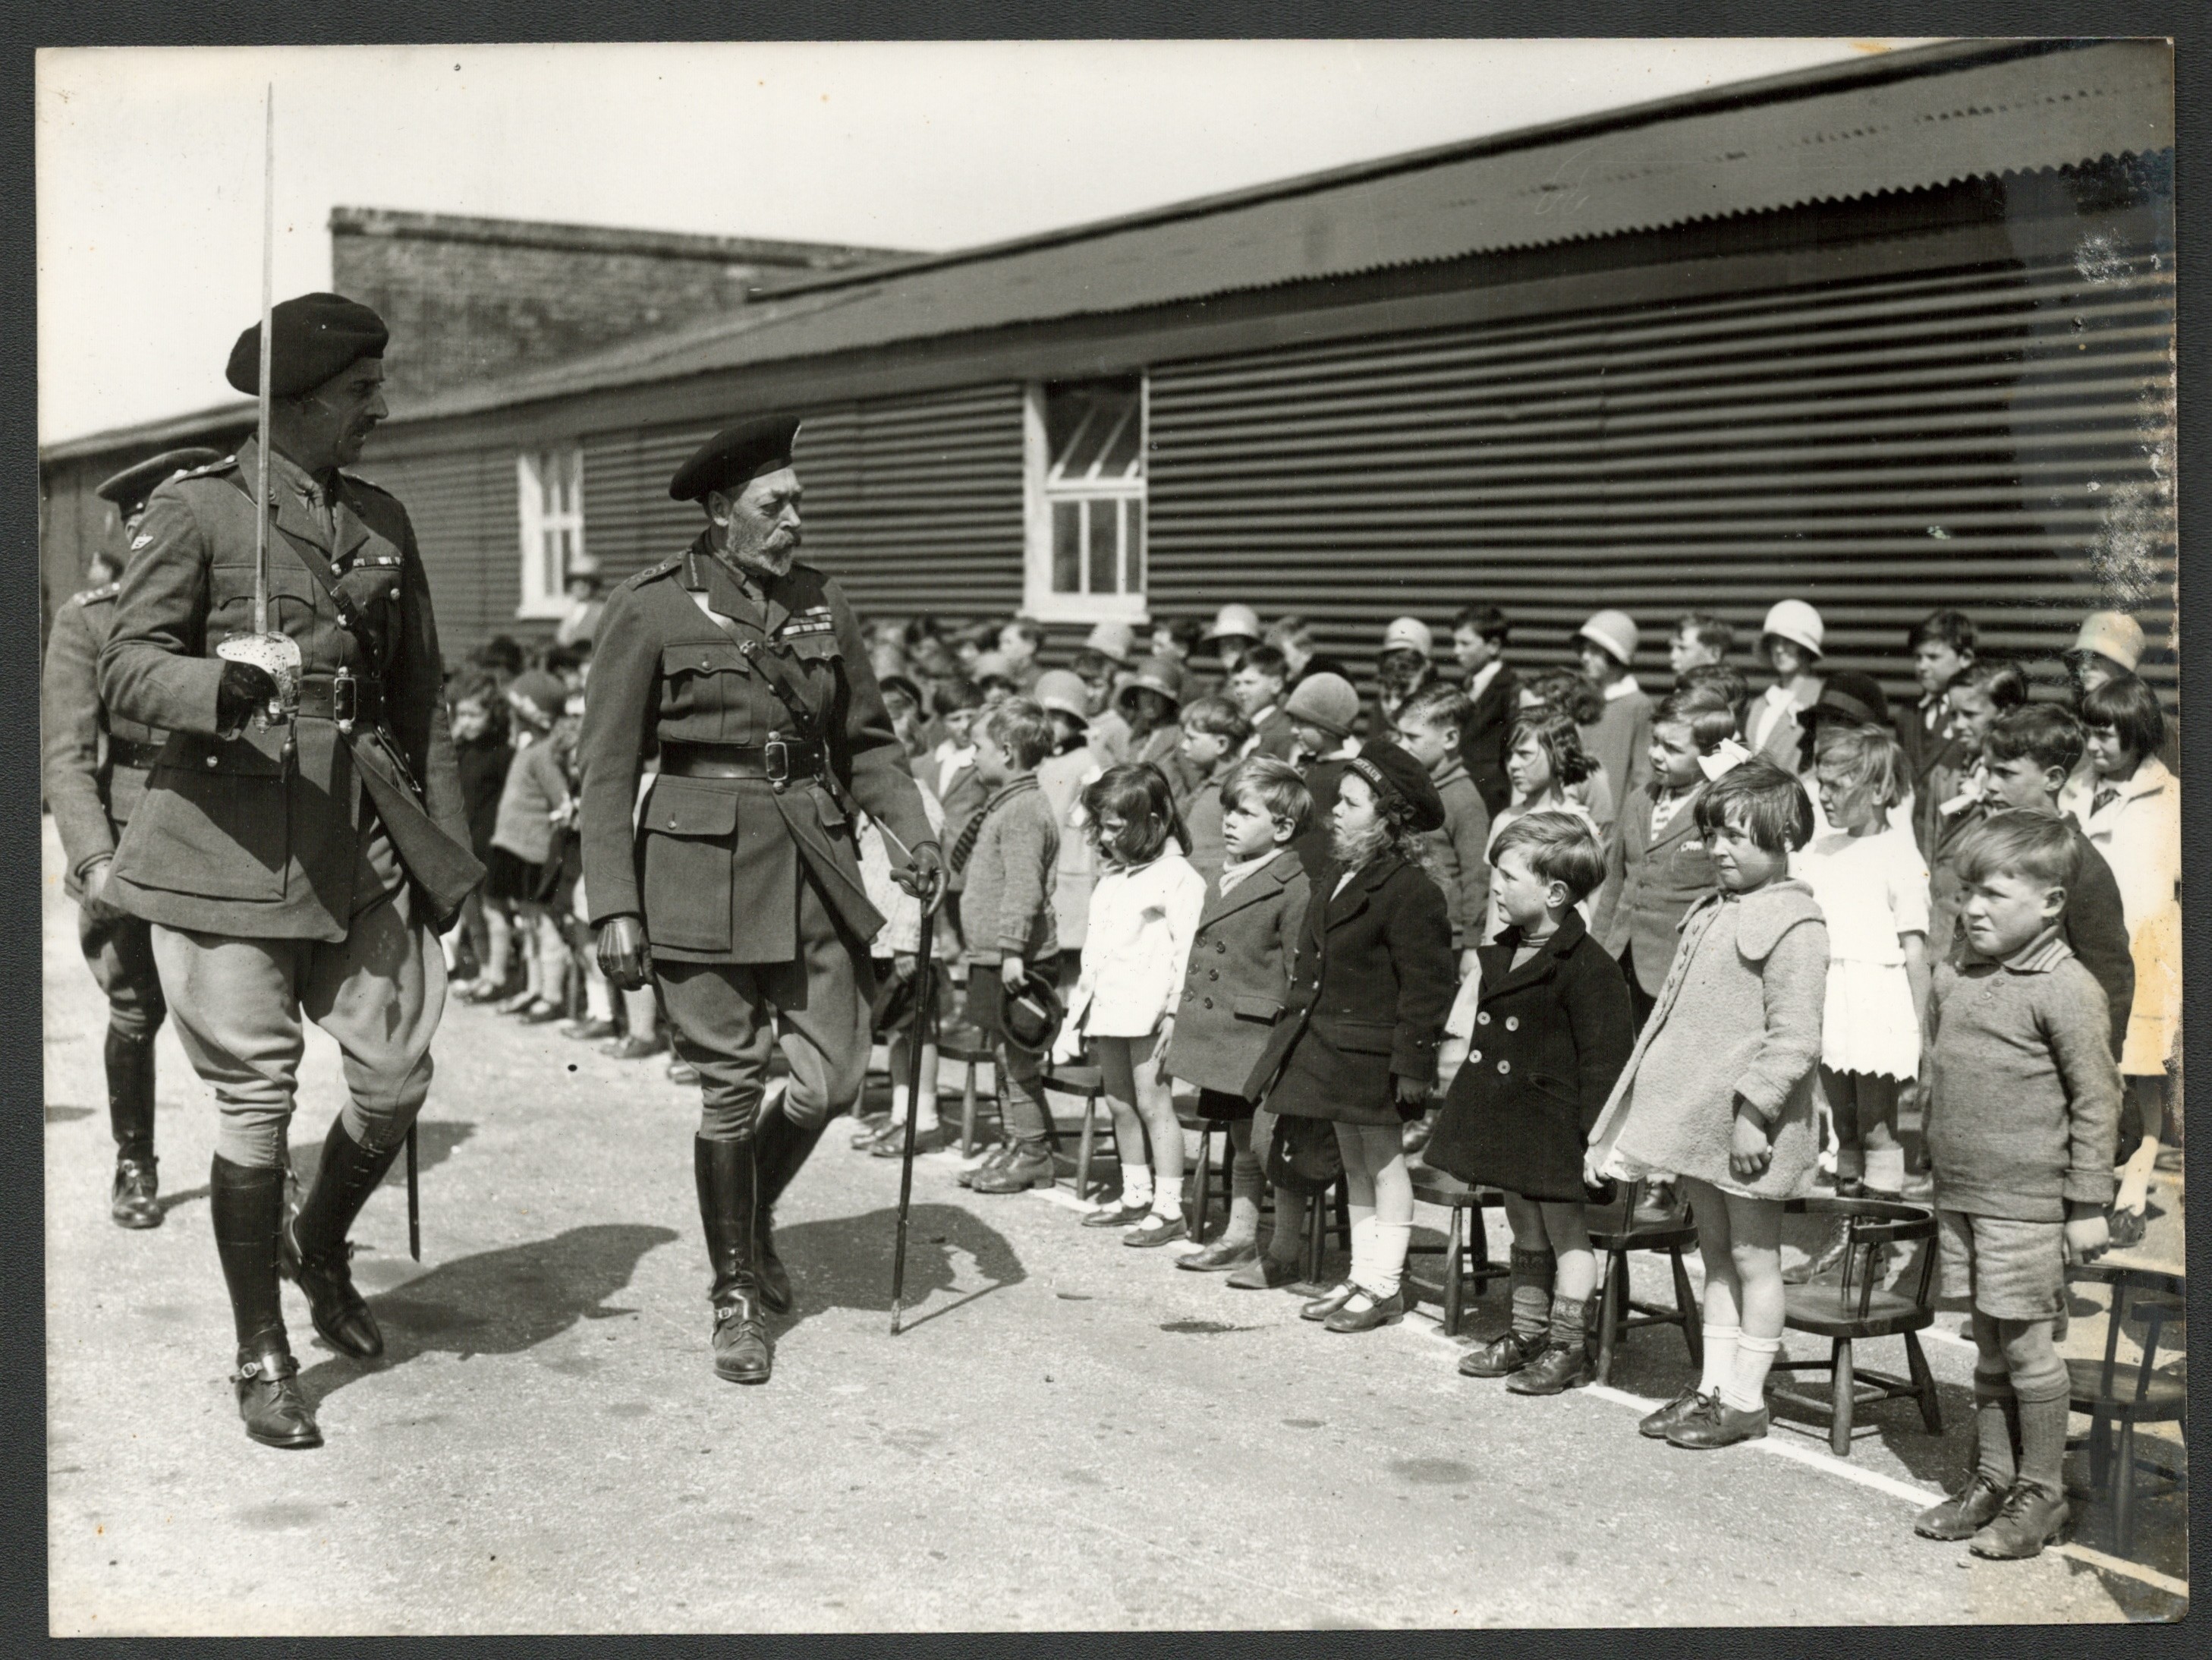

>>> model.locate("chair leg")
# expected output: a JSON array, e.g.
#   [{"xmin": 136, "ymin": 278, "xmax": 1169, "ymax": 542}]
[
  {"xmin": 1595, "ymin": 1249, "xmax": 1625, "ymax": 1385},
  {"xmin": 1333, "ymin": 1183, "xmax": 1351, "ymax": 1249},
  {"xmin": 1903, "ymin": 1331, "xmax": 1942, "ymax": 1434},
  {"xmin": 1669, "ymin": 1247, "xmax": 1702, "ymax": 1368},
  {"xmin": 1442, "ymin": 1203, "xmax": 1465, "ymax": 1339},
  {"xmin": 1075, "ymin": 1097, "xmax": 1097, "ymax": 1202},
  {"xmin": 1830, "ymin": 1337, "xmax": 1854, "ymax": 1458},
  {"xmin": 2088, "ymin": 1411, "xmax": 2112, "ymax": 1492},
  {"xmin": 1191, "ymin": 1126, "xmax": 1213, "ymax": 1239},
  {"xmin": 1304, "ymin": 1189, "xmax": 1326, "ymax": 1286},
  {"xmin": 2114, "ymin": 1418, "xmax": 2136, "ymax": 1556},
  {"xmin": 959, "ymin": 1059, "xmax": 979, "ymax": 1157}
]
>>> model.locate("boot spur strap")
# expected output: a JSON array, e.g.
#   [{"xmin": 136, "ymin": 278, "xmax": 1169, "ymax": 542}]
[{"xmin": 234, "ymin": 1353, "xmax": 299, "ymax": 1384}]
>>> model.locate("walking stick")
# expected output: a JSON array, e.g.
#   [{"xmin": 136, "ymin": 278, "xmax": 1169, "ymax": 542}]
[
  {"xmin": 405, "ymin": 1123, "xmax": 421, "ymax": 1261},
  {"xmin": 888, "ymin": 902, "xmax": 939, "ymax": 1335}
]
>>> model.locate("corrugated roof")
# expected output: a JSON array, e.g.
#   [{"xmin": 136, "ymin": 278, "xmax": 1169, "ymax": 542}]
[{"xmin": 391, "ymin": 37, "xmax": 2172, "ymax": 424}]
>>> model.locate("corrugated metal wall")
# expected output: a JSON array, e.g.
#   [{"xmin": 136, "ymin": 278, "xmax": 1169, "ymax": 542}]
[
  {"xmin": 573, "ymin": 384, "xmax": 1027, "ymax": 620},
  {"xmin": 1147, "ymin": 245, "xmax": 2177, "ymax": 711},
  {"xmin": 357, "ymin": 446, "xmax": 524, "ymax": 650}
]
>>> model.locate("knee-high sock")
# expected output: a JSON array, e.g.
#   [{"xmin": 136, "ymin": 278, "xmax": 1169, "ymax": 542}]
[
  {"xmin": 1222, "ymin": 1150, "xmax": 1263, "ymax": 1246},
  {"xmin": 2012, "ymin": 1359, "xmax": 2071, "ymax": 1496},
  {"xmin": 1973, "ymin": 1369, "xmax": 2020, "ymax": 1486},
  {"xmin": 1266, "ymin": 1186, "xmax": 1308, "ymax": 1262},
  {"xmin": 1367, "ymin": 1221, "xmax": 1412, "ymax": 1299},
  {"xmin": 1510, "ymin": 1246, "xmax": 1557, "ymax": 1342},
  {"xmin": 1723, "ymin": 1331, "xmax": 1781, "ymax": 1413}
]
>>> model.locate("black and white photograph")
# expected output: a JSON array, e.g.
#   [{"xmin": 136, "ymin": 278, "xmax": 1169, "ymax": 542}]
[{"xmin": 33, "ymin": 33, "xmax": 2184, "ymax": 1633}]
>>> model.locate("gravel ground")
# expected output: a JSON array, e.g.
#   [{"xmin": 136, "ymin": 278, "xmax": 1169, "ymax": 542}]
[{"xmin": 40, "ymin": 817, "xmax": 2185, "ymax": 1633}]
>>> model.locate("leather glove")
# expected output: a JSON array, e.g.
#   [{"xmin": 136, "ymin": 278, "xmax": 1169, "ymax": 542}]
[
  {"xmin": 216, "ymin": 660, "xmax": 280, "ymax": 733},
  {"xmin": 892, "ymin": 841, "xmax": 947, "ymax": 915},
  {"xmin": 79, "ymin": 858, "xmax": 125, "ymax": 925},
  {"xmin": 596, "ymin": 916, "xmax": 652, "ymax": 991}
]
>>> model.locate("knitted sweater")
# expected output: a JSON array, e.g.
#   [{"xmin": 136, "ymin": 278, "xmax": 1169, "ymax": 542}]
[
  {"xmin": 1927, "ymin": 931, "xmax": 2122, "ymax": 1221},
  {"xmin": 1421, "ymin": 760, "xmax": 1493, "ymax": 951},
  {"xmin": 957, "ymin": 780, "xmax": 1061, "ymax": 965},
  {"xmin": 491, "ymin": 739, "xmax": 568, "ymax": 866}
]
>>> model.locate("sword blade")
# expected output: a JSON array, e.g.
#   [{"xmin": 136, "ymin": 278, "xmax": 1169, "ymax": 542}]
[
  {"xmin": 405, "ymin": 1122, "xmax": 421, "ymax": 1262},
  {"xmin": 254, "ymin": 83, "xmax": 275, "ymax": 641}
]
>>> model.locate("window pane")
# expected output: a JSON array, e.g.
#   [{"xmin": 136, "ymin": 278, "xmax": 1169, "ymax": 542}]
[
  {"xmin": 1087, "ymin": 499, "xmax": 1119, "ymax": 594},
  {"xmin": 1053, "ymin": 501, "xmax": 1082, "ymax": 593},
  {"xmin": 1095, "ymin": 403, "xmax": 1141, "ymax": 480},
  {"xmin": 1045, "ymin": 378, "xmax": 1142, "ymax": 477},
  {"xmin": 1125, "ymin": 498, "xmax": 1145, "ymax": 594},
  {"xmin": 542, "ymin": 531, "xmax": 562, "ymax": 597},
  {"xmin": 540, "ymin": 455, "xmax": 557, "ymax": 517}
]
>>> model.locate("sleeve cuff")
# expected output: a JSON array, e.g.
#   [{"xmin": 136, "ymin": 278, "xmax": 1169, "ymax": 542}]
[{"xmin": 2063, "ymin": 1171, "xmax": 2117, "ymax": 1206}]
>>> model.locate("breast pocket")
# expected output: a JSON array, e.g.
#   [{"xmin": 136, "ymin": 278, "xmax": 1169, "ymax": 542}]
[
  {"xmin": 209, "ymin": 562, "xmax": 319, "ymax": 645},
  {"xmin": 335, "ymin": 555, "xmax": 406, "ymax": 657},
  {"xmin": 660, "ymin": 642, "xmax": 757, "ymax": 745},
  {"xmin": 640, "ymin": 776, "xmax": 738, "ymax": 952}
]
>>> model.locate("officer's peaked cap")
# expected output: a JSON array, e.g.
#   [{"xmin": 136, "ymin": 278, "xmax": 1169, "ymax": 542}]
[
  {"xmin": 226, "ymin": 293, "xmax": 389, "ymax": 398},
  {"xmin": 98, "ymin": 447, "xmax": 225, "ymax": 513},
  {"xmin": 670, "ymin": 416, "xmax": 802, "ymax": 502}
]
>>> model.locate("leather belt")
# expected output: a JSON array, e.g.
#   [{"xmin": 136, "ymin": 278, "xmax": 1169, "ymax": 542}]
[
  {"xmin": 295, "ymin": 671, "xmax": 386, "ymax": 728},
  {"xmin": 105, "ymin": 736, "xmax": 166, "ymax": 772},
  {"xmin": 659, "ymin": 739, "xmax": 824, "ymax": 784}
]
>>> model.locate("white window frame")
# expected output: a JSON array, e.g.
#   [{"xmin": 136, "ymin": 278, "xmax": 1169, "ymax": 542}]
[
  {"xmin": 1022, "ymin": 377, "xmax": 1150, "ymax": 625},
  {"xmin": 516, "ymin": 445, "xmax": 587, "ymax": 620}
]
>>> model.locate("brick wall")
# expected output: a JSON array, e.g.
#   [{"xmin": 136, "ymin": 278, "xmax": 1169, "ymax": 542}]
[{"xmin": 329, "ymin": 208, "xmax": 907, "ymax": 408}]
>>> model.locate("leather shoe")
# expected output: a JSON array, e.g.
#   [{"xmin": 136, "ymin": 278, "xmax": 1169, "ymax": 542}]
[
  {"xmin": 848, "ymin": 1113, "xmax": 892, "ymax": 1149},
  {"xmin": 600, "ymin": 1034, "xmax": 667, "ymax": 1061},
  {"xmin": 1178, "ymin": 1238, "xmax": 1259, "ymax": 1272},
  {"xmin": 1300, "ymin": 1281, "xmax": 1358, "ymax": 1322},
  {"xmin": 1915, "ymin": 1473, "xmax": 2012, "ymax": 1541},
  {"xmin": 1459, "ymin": 1329, "xmax": 1549, "ymax": 1378},
  {"xmin": 562, "ymin": 1018, "xmax": 619, "ymax": 1041},
  {"xmin": 1665, "ymin": 1397, "xmax": 1769, "ymax": 1449},
  {"xmin": 111, "ymin": 1157, "xmax": 162, "ymax": 1230},
  {"xmin": 1324, "ymin": 1287, "xmax": 1405, "ymax": 1332},
  {"xmin": 711, "ymin": 1294, "xmax": 773, "ymax": 1384},
  {"xmin": 958, "ymin": 1143, "xmax": 1014, "ymax": 1189},
  {"xmin": 972, "ymin": 1142, "xmax": 1056, "ymax": 1192},
  {"xmin": 280, "ymin": 1216, "xmax": 384, "ymax": 1359},
  {"xmin": 1123, "ymin": 1212, "xmax": 1188, "ymax": 1248},
  {"xmin": 1081, "ymin": 1199, "xmax": 1151, "ymax": 1229},
  {"xmin": 233, "ymin": 1343, "xmax": 322, "ymax": 1449},
  {"xmin": 1226, "ymin": 1255, "xmax": 1302, "ymax": 1290},
  {"xmin": 872, "ymin": 1123, "xmax": 946, "ymax": 1158},
  {"xmin": 1506, "ymin": 1339, "xmax": 1593, "ymax": 1394},
  {"xmin": 518, "ymin": 1000, "xmax": 565, "ymax": 1025},
  {"xmin": 1638, "ymin": 1387, "xmax": 1710, "ymax": 1439},
  {"xmin": 1968, "ymin": 1482, "xmax": 2069, "ymax": 1560}
]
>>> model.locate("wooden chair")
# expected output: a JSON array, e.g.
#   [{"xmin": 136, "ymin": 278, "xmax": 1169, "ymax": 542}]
[
  {"xmin": 1770, "ymin": 1197, "xmax": 1941, "ymax": 1457},
  {"xmin": 1587, "ymin": 1180, "xmax": 1702, "ymax": 1385},
  {"xmin": 1043, "ymin": 1065, "xmax": 1114, "ymax": 1201},
  {"xmin": 2066, "ymin": 1262, "xmax": 2186, "ymax": 1556},
  {"xmin": 1175, "ymin": 1107, "xmax": 1238, "ymax": 1240},
  {"xmin": 939, "ymin": 1031, "xmax": 1000, "ymax": 1158},
  {"xmin": 1405, "ymin": 1167, "xmax": 1511, "ymax": 1337}
]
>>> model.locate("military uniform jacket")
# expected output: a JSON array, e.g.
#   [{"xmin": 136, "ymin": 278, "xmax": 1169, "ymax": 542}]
[
  {"xmin": 99, "ymin": 440, "xmax": 477, "ymax": 941},
  {"xmin": 42, "ymin": 581, "xmax": 169, "ymax": 898},
  {"xmin": 577, "ymin": 534, "xmax": 936, "ymax": 965}
]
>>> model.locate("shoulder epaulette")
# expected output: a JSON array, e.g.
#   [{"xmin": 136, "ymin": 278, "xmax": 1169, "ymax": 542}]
[
  {"xmin": 71, "ymin": 581, "xmax": 120, "ymax": 606},
  {"xmin": 178, "ymin": 455, "xmax": 239, "ymax": 481},
  {"xmin": 623, "ymin": 558, "xmax": 684, "ymax": 591}
]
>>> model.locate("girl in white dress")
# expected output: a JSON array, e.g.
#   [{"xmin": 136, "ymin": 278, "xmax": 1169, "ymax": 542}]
[{"xmin": 1798, "ymin": 726, "xmax": 1930, "ymax": 1199}]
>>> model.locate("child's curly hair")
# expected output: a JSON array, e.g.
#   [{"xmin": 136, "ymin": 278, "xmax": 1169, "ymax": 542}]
[
  {"xmin": 1506, "ymin": 706, "xmax": 1597, "ymax": 788},
  {"xmin": 1080, "ymin": 764, "xmax": 1189, "ymax": 867}
]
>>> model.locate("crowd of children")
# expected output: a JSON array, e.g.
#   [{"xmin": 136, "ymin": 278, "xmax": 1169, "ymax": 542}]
[{"xmin": 441, "ymin": 588, "xmax": 2173, "ymax": 1567}]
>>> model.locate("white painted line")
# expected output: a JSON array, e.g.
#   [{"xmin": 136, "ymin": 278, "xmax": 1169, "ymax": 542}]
[
  {"xmin": 2055, "ymin": 1544, "xmax": 2190, "ymax": 1599},
  {"xmin": 1026, "ymin": 1185, "xmax": 1097, "ymax": 1214}
]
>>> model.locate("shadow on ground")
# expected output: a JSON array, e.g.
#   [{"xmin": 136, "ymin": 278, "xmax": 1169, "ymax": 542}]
[
  {"xmin": 298, "ymin": 1221, "xmax": 679, "ymax": 1400},
  {"xmin": 153, "ymin": 1117, "xmax": 479, "ymax": 1218},
  {"xmin": 776, "ymin": 1203, "xmax": 1024, "ymax": 1333}
]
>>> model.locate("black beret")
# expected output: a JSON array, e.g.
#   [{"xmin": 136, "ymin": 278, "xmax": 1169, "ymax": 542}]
[
  {"xmin": 669, "ymin": 416, "xmax": 801, "ymax": 502},
  {"xmin": 225, "ymin": 292, "xmax": 389, "ymax": 398},
  {"xmin": 97, "ymin": 447, "xmax": 225, "ymax": 513},
  {"xmin": 1346, "ymin": 739, "xmax": 1448, "ymax": 836},
  {"xmin": 1805, "ymin": 670, "xmax": 1891, "ymax": 731}
]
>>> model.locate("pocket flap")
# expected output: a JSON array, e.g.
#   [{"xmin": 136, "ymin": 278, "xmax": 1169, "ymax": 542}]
[
  {"xmin": 1318, "ymin": 1016, "xmax": 1397, "ymax": 1055},
  {"xmin": 662, "ymin": 641, "xmax": 752, "ymax": 679},
  {"xmin": 786, "ymin": 632, "xmax": 842, "ymax": 661},
  {"xmin": 647, "ymin": 776, "xmax": 738, "ymax": 838},
  {"xmin": 1231, "ymin": 993, "xmax": 1285, "ymax": 1023}
]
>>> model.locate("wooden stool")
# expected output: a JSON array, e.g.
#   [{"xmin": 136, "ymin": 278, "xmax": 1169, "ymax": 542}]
[
  {"xmin": 1284, "ymin": 1179, "xmax": 1352, "ymax": 1290},
  {"xmin": 2065, "ymin": 1262, "xmax": 2187, "ymax": 1555},
  {"xmin": 938, "ymin": 1032, "xmax": 999, "ymax": 1158},
  {"xmin": 1407, "ymin": 1168, "xmax": 1511, "ymax": 1337},
  {"xmin": 1588, "ymin": 1182, "xmax": 1703, "ymax": 1385},
  {"xmin": 1042, "ymin": 1065, "xmax": 1113, "ymax": 1201},
  {"xmin": 1175, "ymin": 1107, "xmax": 1238, "ymax": 1239},
  {"xmin": 1770, "ymin": 1198, "xmax": 1942, "ymax": 1457}
]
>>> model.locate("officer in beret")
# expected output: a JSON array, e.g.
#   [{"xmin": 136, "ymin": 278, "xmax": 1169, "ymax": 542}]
[
  {"xmin": 99, "ymin": 293, "xmax": 483, "ymax": 1451},
  {"xmin": 581, "ymin": 414, "xmax": 943, "ymax": 1388},
  {"xmin": 42, "ymin": 447, "xmax": 222, "ymax": 1229}
]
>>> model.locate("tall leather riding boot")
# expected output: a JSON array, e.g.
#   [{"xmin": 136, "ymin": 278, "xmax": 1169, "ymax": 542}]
[
  {"xmin": 696, "ymin": 1136, "xmax": 773, "ymax": 1384},
  {"xmin": 280, "ymin": 1114, "xmax": 402, "ymax": 1360},
  {"xmin": 105, "ymin": 1028, "xmax": 162, "ymax": 1230},
  {"xmin": 754, "ymin": 1110, "xmax": 828, "ymax": 1315},
  {"xmin": 209, "ymin": 1156, "xmax": 321, "ymax": 1450}
]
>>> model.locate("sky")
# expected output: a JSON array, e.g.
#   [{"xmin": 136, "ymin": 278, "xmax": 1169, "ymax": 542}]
[{"xmin": 36, "ymin": 39, "xmax": 1915, "ymax": 444}]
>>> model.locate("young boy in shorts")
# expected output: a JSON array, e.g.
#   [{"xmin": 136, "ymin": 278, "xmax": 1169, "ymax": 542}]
[{"xmin": 1915, "ymin": 811, "xmax": 2120, "ymax": 1560}]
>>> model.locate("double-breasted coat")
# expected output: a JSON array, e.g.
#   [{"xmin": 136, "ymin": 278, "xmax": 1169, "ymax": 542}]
[
  {"xmin": 98, "ymin": 440, "xmax": 478, "ymax": 940},
  {"xmin": 1425, "ymin": 910, "xmax": 1636, "ymax": 1199},
  {"xmin": 1161, "ymin": 849, "xmax": 1311, "ymax": 1101},
  {"xmin": 577, "ymin": 534, "xmax": 935, "ymax": 965},
  {"xmin": 1244, "ymin": 852, "xmax": 1456, "ymax": 1126},
  {"xmin": 1591, "ymin": 781, "xmax": 1720, "ymax": 996}
]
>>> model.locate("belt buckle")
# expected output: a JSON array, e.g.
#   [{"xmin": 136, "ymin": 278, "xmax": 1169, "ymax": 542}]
[
  {"xmin": 332, "ymin": 667, "xmax": 357, "ymax": 735},
  {"xmin": 763, "ymin": 737, "xmax": 791, "ymax": 791}
]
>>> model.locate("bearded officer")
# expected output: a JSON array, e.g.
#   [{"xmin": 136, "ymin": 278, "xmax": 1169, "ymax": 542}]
[
  {"xmin": 582, "ymin": 416, "xmax": 942, "ymax": 1387},
  {"xmin": 42, "ymin": 448, "xmax": 222, "ymax": 1227},
  {"xmin": 99, "ymin": 294, "xmax": 483, "ymax": 1450}
]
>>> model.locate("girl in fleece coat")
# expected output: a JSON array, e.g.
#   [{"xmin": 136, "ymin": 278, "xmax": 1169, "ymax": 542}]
[{"xmin": 1585, "ymin": 759, "xmax": 1828, "ymax": 1451}]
